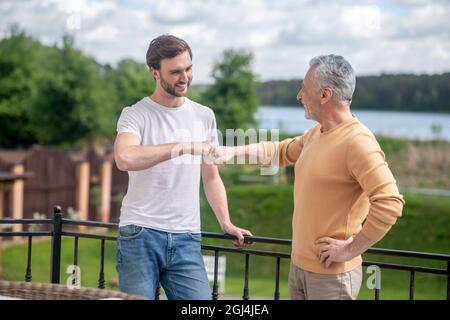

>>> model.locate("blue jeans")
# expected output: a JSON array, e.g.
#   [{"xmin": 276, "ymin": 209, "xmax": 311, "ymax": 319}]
[{"xmin": 116, "ymin": 225, "xmax": 211, "ymax": 300}]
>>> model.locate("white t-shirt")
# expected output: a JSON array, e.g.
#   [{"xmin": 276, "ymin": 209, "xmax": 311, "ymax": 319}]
[{"xmin": 116, "ymin": 96, "xmax": 219, "ymax": 232}]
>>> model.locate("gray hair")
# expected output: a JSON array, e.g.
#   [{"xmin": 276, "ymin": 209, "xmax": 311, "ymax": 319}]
[{"xmin": 309, "ymin": 54, "xmax": 356, "ymax": 102}]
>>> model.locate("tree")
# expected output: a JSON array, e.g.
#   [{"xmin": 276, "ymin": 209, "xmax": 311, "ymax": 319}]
[
  {"xmin": 258, "ymin": 73, "xmax": 450, "ymax": 113},
  {"xmin": 202, "ymin": 50, "xmax": 259, "ymax": 135},
  {"xmin": 111, "ymin": 59, "xmax": 155, "ymax": 108},
  {"xmin": 28, "ymin": 35, "xmax": 118, "ymax": 148},
  {"xmin": 0, "ymin": 27, "xmax": 42, "ymax": 148}
]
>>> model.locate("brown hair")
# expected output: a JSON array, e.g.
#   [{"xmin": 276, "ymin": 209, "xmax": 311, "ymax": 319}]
[{"xmin": 146, "ymin": 34, "xmax": 192, "ymax": 70}]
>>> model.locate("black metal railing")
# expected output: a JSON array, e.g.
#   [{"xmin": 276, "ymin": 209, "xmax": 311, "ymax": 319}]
[{"xmin": 0, "ymin": 205, "xmax": 449, "ymax": 300}]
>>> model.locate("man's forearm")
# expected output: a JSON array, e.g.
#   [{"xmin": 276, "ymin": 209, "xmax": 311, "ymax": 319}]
[
  {"xmin": 203, "ymin": 177, "xmax": 232, "ymax": 231},
  {"xmin": 116, "ymin": 142, "xmax": 197, "ymax": 171},
  {"xmin": 224, "ymin": 142, "xmax": 274, "ymax": 165},
  {"xmin": 347, "ymin": 232, "xmax": 376, "ymax": 259},
  {"xmin": 202, "ymin": 172, "xmax": 253, "ymax": 246}
]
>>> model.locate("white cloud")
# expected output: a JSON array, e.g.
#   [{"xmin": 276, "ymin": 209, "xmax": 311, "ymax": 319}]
[
  {"xmin": 432, "ymin": 44, "xmax": 450, "ymax": 60},
  {"xmin": 84, "ymin": 25, "xmax": 119, "ymax": 42},
  {"xmin": 150, "ymin": 0, "xmax": 207, "ymax": 24},
  {"xmin": 340, "ymin": 5, "xmax": 382, "ymax": 38},
  {"xmin": 0, "ymin": 0, "xmax": 449, "ymax": 83}
]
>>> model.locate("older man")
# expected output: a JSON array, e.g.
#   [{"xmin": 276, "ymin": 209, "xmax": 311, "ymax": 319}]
[{"xmin": 210, "ymin": 54, "xmax": 404, "ymax": 300}]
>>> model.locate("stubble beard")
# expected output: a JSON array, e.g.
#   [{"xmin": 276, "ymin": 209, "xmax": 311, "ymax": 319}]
[{"xmin": 160, "ymin": 75, "xmax": 190, "ymax": 98}]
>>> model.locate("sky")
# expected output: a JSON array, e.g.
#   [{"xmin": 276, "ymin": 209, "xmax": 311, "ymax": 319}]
[{"xmin": 0, "ymin": 0, "xmax": 449, "ymax": 84}]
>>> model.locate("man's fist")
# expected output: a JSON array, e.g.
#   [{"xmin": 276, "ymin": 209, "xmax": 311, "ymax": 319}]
[{"xmin": 203, "ymin": 145, "xmax": 236, "ymax": 165}]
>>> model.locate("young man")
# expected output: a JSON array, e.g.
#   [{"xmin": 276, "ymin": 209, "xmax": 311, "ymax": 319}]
[
  {"xmin": 114, "ymin": 35, "xmax": 252, "ymax": 300},
  {"xmin": 209, "ymin": 55, "xmax": 404, "ymax": 300}
]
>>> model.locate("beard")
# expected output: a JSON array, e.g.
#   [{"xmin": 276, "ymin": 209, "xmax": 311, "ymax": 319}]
[{"xmin": 160, "ymin": 74, "xmax": 191, "ymax": 98}]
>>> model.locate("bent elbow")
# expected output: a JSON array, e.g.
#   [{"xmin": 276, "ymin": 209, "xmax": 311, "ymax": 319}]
[
  {"xmin": 115, "ymin": 160, "xmax": 129, "ymax": 172},
  {"xmin": 115, "ymin": 153, "xmax": 131, "ymax": 171}
]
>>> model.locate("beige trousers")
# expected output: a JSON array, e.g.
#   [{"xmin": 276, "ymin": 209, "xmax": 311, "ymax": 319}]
[{"xmin": 288, "ymin": 262, "xmax": 362, "ymax": 300}]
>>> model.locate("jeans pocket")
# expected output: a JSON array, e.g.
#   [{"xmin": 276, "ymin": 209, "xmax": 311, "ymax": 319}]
[
  {"xmin": 119, "ymin": 225, "xmax": 144, "ymax": 240},
  {"xmin": 188, "ymin": 232, "xmax": 202, "ymax": 242}
]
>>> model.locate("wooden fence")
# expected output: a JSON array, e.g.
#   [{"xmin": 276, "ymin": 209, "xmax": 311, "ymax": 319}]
[{"xmin": 0, "ymin": 146, "xmax": 128, "ymax": 224}]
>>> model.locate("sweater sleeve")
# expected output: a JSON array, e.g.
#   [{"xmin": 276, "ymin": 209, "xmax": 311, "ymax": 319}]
[
  {"xmin": 259, "ymin": 135, "xmax": 306, "ymax": 168},
  {"xmin": 347, "ymin": 133, "xmax": 405, "ymax": 242}
]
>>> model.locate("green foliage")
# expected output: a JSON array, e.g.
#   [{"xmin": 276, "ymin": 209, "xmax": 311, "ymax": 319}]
[
  {"xmin": 353, "ymin": 74, "xmax": 450, "ymax": 112},
  {"xmin": 258, "ymin": 79, "xmax": 301, "ymax": 106},
  {"xmin": 0, "ymin": 28, "xmax": 41, "ymax": 147},
  {"xmin": 187, "ymin": 84, "xmax": 207, "ymax": 102},
  {"xmin": 111, "ymin": 59, "xmax": 155, "ymax": 108},
  {"xmin": 201, "ymin": 184, "xmax": 294, "ymax": 238},
  {"xmin": 375, "ymin": 135, "xmax": 409, "ymax": 156},
  {"xmin": 201, "ymin": 50, "xmax": 259, "ymax": 134},
  {"xmin": 259, "ymin": 74, "xmax": 450, "ymax": 112},
  {"xmin": 0, "ymin": 31, "xmax": 261, "ymax": 149},
  {"xmin": 28, "ymin": 36, "xmax": 118, "ymax": 147},
  {"xmin": 0, "ymin": 31, "xmax": 121, "ymax": 148}
]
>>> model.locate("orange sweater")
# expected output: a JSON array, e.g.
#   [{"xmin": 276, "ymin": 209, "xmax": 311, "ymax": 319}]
[{"xmin": 261, "ymin": 117, "xmax": 404, "ymax": 274}]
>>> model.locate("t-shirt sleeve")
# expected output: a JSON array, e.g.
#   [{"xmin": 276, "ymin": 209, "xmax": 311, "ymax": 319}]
[
  {"xmin": 207, "ymin": 110, "xmax": 220, "ymax": 147},
  {"xmin": 116, "ymin": 107, "xmax": 143, "ymax": 141}
]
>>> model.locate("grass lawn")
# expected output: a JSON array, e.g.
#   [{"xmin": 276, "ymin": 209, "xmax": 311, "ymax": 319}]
[{"xmin": 2, "ymin": 234, "xmax": 119, "ymax": 290}]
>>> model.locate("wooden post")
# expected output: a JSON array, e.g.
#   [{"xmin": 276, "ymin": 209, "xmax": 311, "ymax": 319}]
[
  {"xmin": 0, "ymin": 188, "xmax": 3, "ymax": 219},
  {"xmin": 75, "ymin": 161, "xmax": 90, "ymax": 231},
  {"xmin": 10, "ymin": 164, "xmax": 24, "ymax": 233},
  {"xmin": 100, "ymin": 160, "xmax": 112, "ymax": 223}
]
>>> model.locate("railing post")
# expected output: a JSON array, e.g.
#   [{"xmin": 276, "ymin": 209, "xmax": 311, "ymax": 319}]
[
  {"xmin": 409, "ymin": 271, "xmax": 415, "ymax": 300},
  {"xmin": 242, "ymin": 254, "xmax": 250, "ymax": 300},
  {"xmin": 212, "ymin": 250, "xmax": 219, "ymax": 300},
  {"xmin": 25, "ymin": 235, "xmax": 33, "ymax": 282},
  {"xmin": 72, "ymin": 237, "xmax": 79, "ymax": 287},
  {"xmin": 447, "ymin": 261, "xmax": 450, "ymax": 300},
  {"xmin": 98, "ymin": 239, "xmax": 105, "ymax": 289},
  {"xmin": 274, "ymin": 257, "xmax": 281, "ymax": 300},
  {"xmin": 50, "ymin": 205, "xmax": 62, "ymax": 284}
]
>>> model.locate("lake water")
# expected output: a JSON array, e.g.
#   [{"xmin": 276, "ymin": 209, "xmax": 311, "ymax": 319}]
[{"xmin": 256, "ymin": 106, "xmax": 450, "ymax": 140}]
